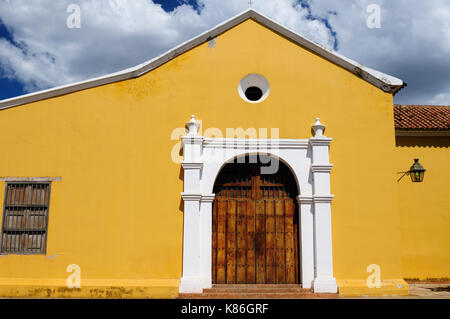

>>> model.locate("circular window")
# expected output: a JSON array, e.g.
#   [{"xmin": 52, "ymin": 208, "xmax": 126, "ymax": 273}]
[
  {"xmin": 238, "ymin": 74, "xmax": 270, "ymax": 103},
  {"xmin": 245, "ymin": 87, "xmax": 263, "ymax": 101}
]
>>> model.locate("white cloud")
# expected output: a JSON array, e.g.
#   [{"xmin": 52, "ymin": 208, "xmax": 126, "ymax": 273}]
[
  {"xmin": 0, "ymin": 0, "xmax": 448, "ymax": 104},
  {"xmin": 306, "ymin": 0, "xmax": 450, "ymax": 104},
  {"xmin": 430, "ymin": 93, "xmax": 450, "ymax": 106},
  {"xmin": 0, "ymin": 38, "xmax": 73, "ymax": 92}
]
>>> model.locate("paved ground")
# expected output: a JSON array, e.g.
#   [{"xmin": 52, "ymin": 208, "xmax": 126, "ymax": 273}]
[
  {"xmin": 1, "ymin": 283, "xmax": 448, "ymax": 299},
  {"xmin": 345, "ymin": 283, "xmax": 450, "ymax": 299},
  {"xmin": 179, "ymin": 283, "xmax": 450, "ymax": 299}
]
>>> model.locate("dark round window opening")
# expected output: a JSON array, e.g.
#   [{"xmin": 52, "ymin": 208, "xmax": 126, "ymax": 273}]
[{"xmin": 245, "ymin": 86, "xmax": 263, "ymax": 101}]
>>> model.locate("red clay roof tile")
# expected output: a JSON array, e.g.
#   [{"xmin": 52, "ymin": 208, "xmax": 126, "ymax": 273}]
[{"xmin": 394, "ymin": 105, "xmax": 450, "ymax": 130}]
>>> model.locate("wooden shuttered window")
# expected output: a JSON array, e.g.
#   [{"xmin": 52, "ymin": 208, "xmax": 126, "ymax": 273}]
[{"xmin": 1, "ymin": 183, "xmax": 51, "ymax": 254}]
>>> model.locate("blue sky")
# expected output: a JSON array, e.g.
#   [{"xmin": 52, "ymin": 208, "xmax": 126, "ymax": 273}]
[
  {"xmin": 0, "ymin": 19, "xmax": 25, "ymax": 99},
  {"xmin": 0, "ymin": 0, "xmax": 449, "ymax": 105},
  {"xmin": 154, "ymin": 0, "xmax": 200, "ymax": 12}
]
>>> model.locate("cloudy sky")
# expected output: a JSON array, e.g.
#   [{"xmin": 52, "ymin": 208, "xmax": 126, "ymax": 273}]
[{"xmin": 0, "ymin": 0, "xmax": 449, "ymax": 105}]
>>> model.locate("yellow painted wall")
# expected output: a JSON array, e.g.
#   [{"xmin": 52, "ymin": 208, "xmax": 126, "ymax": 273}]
[
  {"xmin": 395, "ymin": 136, "xmax": 450, "ymax": 280},
  {"xmin": 0, "ymin": 19, "xmax": 409, "ymax": 297}
]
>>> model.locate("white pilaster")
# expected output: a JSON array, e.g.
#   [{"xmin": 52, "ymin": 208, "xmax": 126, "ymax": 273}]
[
  {"xmin": 179, "ymin": 193, "xmax": 203, "ymax": 293},
  {"xmin": 179, "ymin": 115, "xmax": 205, "ymax": 293},
  {"xmin": 200, "ymin": 194, "xmax": 215, "ymax": 288},
  {"xmin": 298, "ymin": 195, "xmax": 314, "ymax": 289},
  {"xmin": 310, "ymin": 118, "xmax": 338, "ymax": 293}
]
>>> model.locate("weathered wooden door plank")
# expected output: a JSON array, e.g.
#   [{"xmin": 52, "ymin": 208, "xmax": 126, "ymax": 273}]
[
  {"xmin": 216, "ymin": 199, "xmax": 227, "ymax": 284},
  {"xmin": 265, "ymin": 200, "xmax": 276, "ymax": 284},
  {"xmin": 246, "ymin": 199, "xmax": 256, "ymax": 283},
  {"xmin": 285, "ymin": 198, "xmax": 296, "ymax": 283},
  {"xmin": 275, "ymin": 199, "xmax": 286, "ymax": 283},
  {"xmin": 255, "ymin": 199, "xmax": 266, "ymax": 284},
  {"xmin": 226, "ymin": 200, "xmax": 237, "ymax": 284},
  {"xmin": 236, "ymin": 200, "xmax": 247, "ymax": 283}
]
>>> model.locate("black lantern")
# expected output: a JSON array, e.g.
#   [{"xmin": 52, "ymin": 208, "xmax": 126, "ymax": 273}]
[
  {"xmin": 408, "ymin": 158, "xmax": 426, "ymax": 183},
  {"xmin": 397, "ymin": 158, "xmax": 426, "ymax": 183}
]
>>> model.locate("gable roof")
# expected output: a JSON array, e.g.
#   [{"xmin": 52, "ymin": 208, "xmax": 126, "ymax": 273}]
[
  {"xmin": 0, "ymin": 9, "xmax": 406, "ymax": 110},
  {"xmin": 394, "ymin": 105, "xmax": 450, "ymax": 132}
]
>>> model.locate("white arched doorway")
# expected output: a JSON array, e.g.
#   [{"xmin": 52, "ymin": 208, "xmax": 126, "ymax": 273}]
[{"xmin": 179, "ymin": 116, "xmax": 337, "ymax": 294}]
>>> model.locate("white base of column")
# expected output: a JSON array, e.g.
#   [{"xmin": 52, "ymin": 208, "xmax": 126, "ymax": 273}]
[
  {"xmin": 179, "ymin": 276, "xmax": 204, "ymax": 293},
  {"xmin": 302, "ymin": 279, "xmax": 313, "ymax": 289},
  {"xmin": 202, "ymin": 277, "xmax": 212, "ymax": 290},
  {"xmin": 312, "ymin": 277, "xmax": 338, "ymax": 293}
]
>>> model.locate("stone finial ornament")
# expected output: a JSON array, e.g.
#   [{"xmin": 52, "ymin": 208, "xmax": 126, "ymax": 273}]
[
  {"xmin": 312, "ymin": 118, "xmax": 326, "ymax": 137},
  {"xmin": 186, "ymin": 115, "xmax": 200, "ymax": 135}
]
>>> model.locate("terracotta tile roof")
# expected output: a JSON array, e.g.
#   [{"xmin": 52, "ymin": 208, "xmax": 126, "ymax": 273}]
[{"xmin": 394, "ymin": 105, "xmax": 450, "ymax": 130}]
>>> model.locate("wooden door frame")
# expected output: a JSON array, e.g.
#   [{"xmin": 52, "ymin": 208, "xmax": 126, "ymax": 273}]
[{"xmin": 179, "ymin": 116, "xmax": 338, "ymax": 294}]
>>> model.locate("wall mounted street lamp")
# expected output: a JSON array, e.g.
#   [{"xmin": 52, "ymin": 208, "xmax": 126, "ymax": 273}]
[{"xmin": 397, "ymin": 158, "xmax": 426, "ymax": 183}]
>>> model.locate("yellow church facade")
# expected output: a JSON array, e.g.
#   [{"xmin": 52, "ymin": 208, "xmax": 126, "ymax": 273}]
[{"xmin": 0, "ymin": 10, "xmax": 448, "ymax": 298}]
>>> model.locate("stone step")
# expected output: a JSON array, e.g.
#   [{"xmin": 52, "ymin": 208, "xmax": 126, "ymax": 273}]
[
  {"xmin": 179, "ymin": 285, "xmax": 339, "ymax": 299},
  {"xmin": 179, "ymin": 292, "xmax": 338, "ymax": 299},
  {"xmin": 203, "ymin": 287, "xmax": 309, "ymax": 293},
  {"xmin": 212, "ymin": 284, "xmax": 302, "ymax": 290}
]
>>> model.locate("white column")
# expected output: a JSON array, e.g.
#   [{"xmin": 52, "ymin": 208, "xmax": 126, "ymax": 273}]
[
  {"xmin": 310, "ymin": 118, "xmax": 338, "ymax": 293},
  {"xmin": 312, "ymin": 196, "xmax": 337, "ymax": 293},
  {"xmin": 200, "ymin": 194, "xmax": 215, "ymax": 289},
  {"xmin": 179, "ymin": 193, "xmax": 203, "ymax": 293},
  {"xmin": 298, "ymin": 195, "xmax": 315, "ymax": 289},
  {"xmin": 179, "ymin": 115, "xmax": 205, "ymax": 293}
]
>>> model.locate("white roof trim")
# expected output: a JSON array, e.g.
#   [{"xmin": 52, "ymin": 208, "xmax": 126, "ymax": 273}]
[{"xmin": 0, "ymin": 9, "xmax": 405, "ymax": 110}]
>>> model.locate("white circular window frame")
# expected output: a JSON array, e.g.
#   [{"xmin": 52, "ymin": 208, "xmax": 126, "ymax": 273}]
[{"xmin": 238, "ymin": 73, "xmax": 270, "ymax": 103}]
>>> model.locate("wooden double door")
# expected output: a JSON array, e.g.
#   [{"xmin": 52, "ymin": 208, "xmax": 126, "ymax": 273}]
[{"xmin": 212, "ymin": 159, "xmax": 300, "ymax": 284}]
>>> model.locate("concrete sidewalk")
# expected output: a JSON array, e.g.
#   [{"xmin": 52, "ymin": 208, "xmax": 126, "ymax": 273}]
[{"xmin": 345, "ymin": 283, "xmax": 450, "ymax": 299}]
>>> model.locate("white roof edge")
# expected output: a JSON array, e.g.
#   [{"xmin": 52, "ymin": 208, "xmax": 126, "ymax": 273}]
[{"xmin": 0, "ymin": 8, "xmax": 405, "ymax": 110}]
